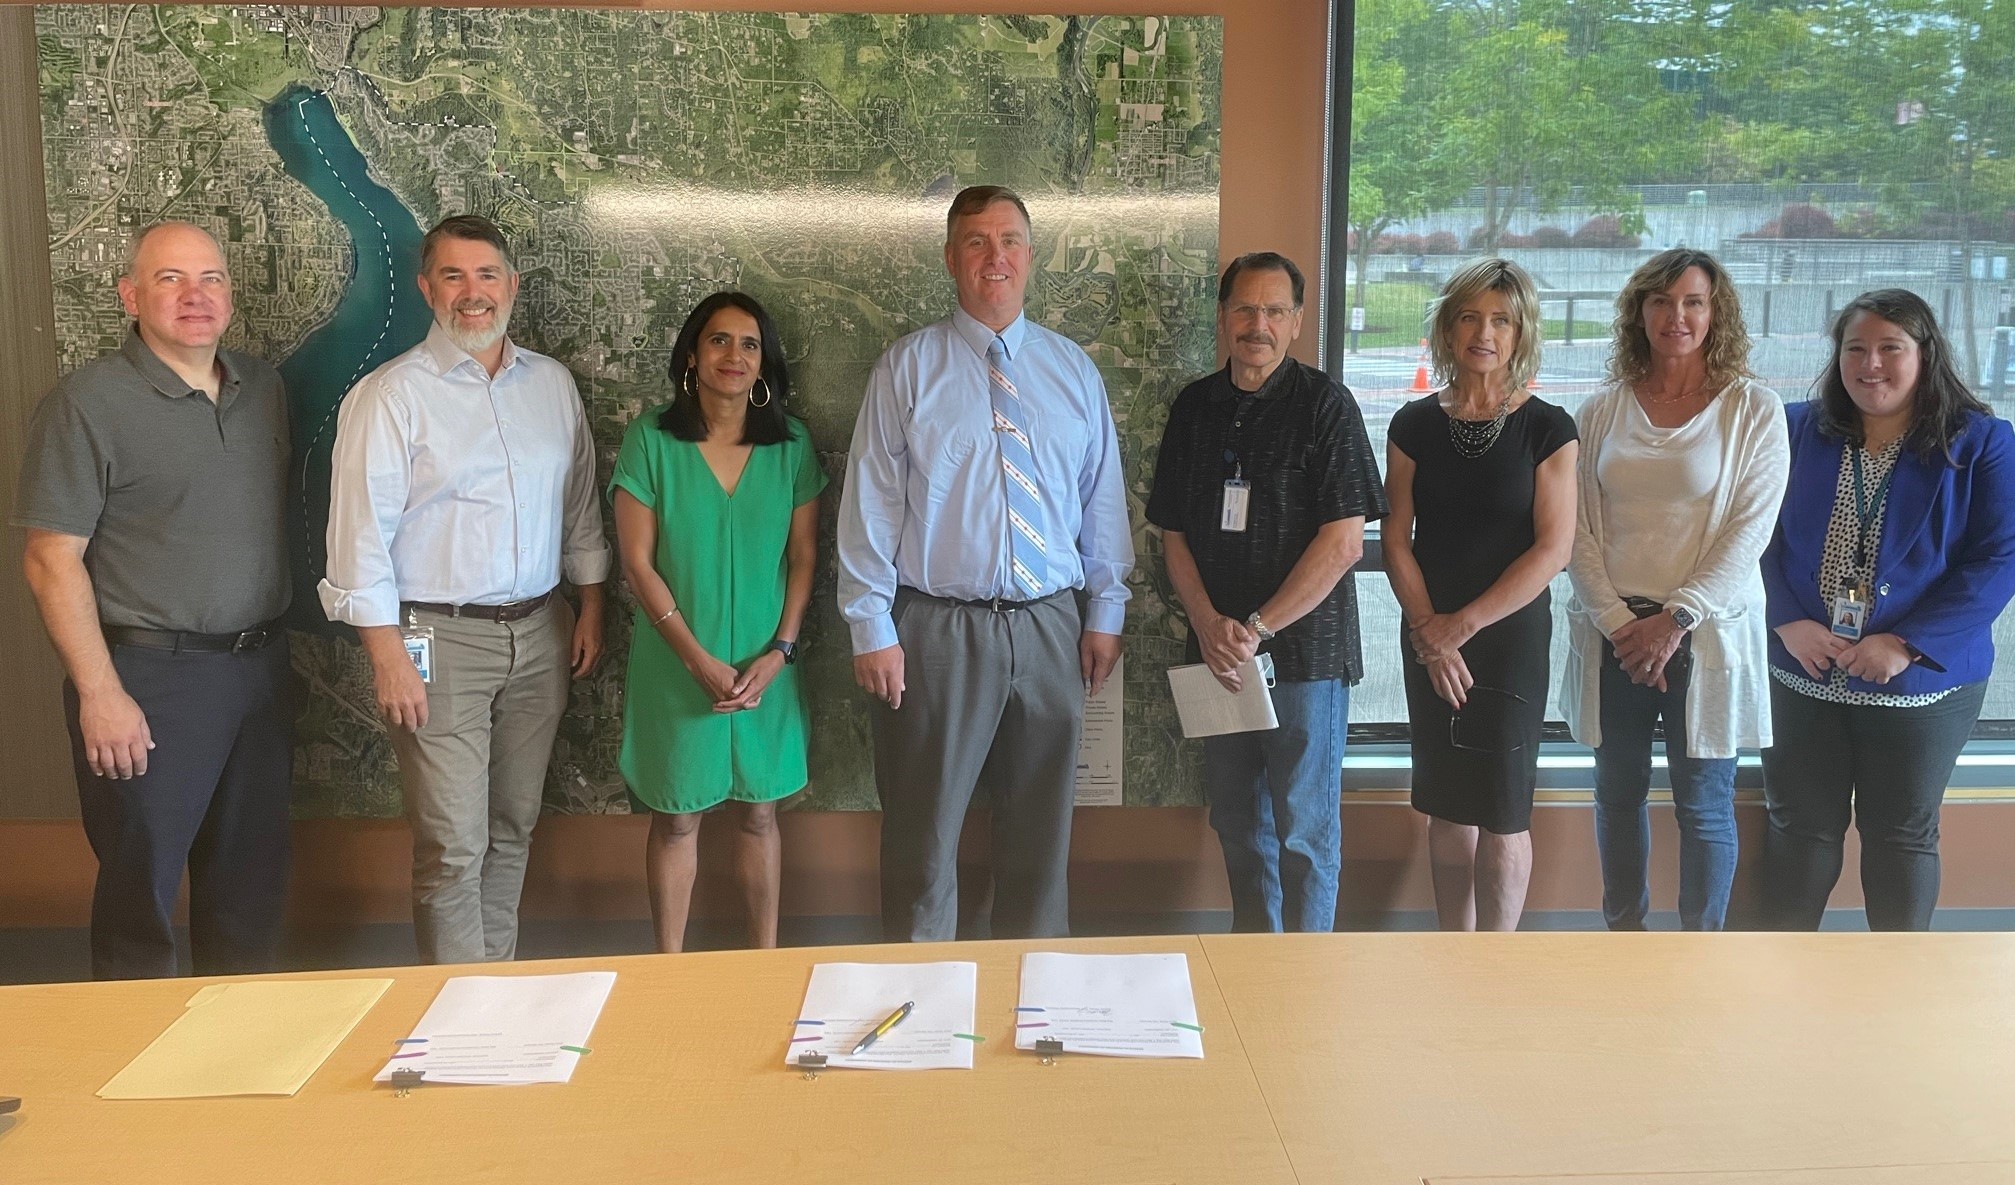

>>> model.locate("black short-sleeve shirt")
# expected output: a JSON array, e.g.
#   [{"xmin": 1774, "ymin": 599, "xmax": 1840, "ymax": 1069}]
[
  {"xmin": 11, "ymin": 327, "xmax": 292, "ymax": 633},
  {"xmin": 1145, "ymin": 358, "xmax": 1388, "ymax": 682}
]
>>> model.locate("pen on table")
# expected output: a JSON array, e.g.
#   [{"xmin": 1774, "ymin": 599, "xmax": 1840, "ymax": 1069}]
[{"xmin": 850, "ymin": 1000, "xmax": 915, "ymax": 1055}]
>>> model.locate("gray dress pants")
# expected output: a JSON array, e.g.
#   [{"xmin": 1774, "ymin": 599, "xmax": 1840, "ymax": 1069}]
[{"xmin": 874, "ymin": 588, "xmax": 1085, "ymax": 941}]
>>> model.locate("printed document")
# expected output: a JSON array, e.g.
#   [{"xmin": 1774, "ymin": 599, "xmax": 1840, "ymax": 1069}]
[
  {"xmin": 373, "ymin": 972, "xmax": 615, "ymax": 1086},
  {"xmin": 788, "ymin": 961, "xmax": 978, "ymax": 1070},
  {"xmin": 1015, "ymin": 952, "xmax": 1205, "ymax": 1059}
]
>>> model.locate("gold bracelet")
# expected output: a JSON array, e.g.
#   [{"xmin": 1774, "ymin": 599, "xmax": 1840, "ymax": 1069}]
[{"xmin": 650, "ymin": 605, "xmax": 680, "ymax": 628}]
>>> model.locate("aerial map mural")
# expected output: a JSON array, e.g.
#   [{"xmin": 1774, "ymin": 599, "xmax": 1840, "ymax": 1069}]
[{"xmin": 37, "ymin": 6, "xmax": 1222, "ymax": 814}]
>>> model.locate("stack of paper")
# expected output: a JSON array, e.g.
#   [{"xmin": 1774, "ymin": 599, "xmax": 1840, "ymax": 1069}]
[
  {"xmin": 1015, "ymin": 952, "xmax": 1205, "ymax": 1059},
  {"xmin": 100, "ymin": 978, "xmax": 392, "ymax": 1099},
  {"xmin": 373, "ymin": 972, "xmax": 615, "ymax": 1087},
  {"xmin": 788, "ymin": 962, "xmax": 978, "ymax": 1070}
]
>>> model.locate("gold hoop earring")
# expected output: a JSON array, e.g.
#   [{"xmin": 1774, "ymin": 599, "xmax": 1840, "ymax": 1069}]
[
  {"xmin": 749, "ymin": 377, "xmax": 772, "ymax": 408},
  {"xmin": 682, "ymin": 366, "xmax": 698, "ymax": 401}
]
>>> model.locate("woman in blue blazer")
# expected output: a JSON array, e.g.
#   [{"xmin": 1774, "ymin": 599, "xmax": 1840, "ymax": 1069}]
[{"xmin": 1761, "ymin": 289, "xmax": 2015, "ymax": 930}]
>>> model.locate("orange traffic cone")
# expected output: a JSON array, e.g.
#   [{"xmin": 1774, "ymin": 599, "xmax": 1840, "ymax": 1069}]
[{"xmin": 1409, "ymin": 339, "xmax": 1431, "ymax": 393}]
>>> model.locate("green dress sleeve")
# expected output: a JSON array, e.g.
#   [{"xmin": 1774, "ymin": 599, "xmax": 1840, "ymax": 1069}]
[
  {"xmin": 791, "ymin": 420, "xmax": 828, "ymax": 507},
  {"xmin": 610, "ymin": 410, "xmax": 662, "ymax": 509}
]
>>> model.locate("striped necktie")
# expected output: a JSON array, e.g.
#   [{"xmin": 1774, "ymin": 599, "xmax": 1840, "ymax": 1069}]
[{"xmin": 987, "ymin": 336, "xmax": 1048, "ymax": 598}]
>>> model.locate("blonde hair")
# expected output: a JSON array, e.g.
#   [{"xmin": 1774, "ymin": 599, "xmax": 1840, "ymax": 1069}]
[
  {"xmin": 1607, "ymin": 249, "xmax": 1752, "ymax": 389},
  {"xmin": 1429, "ymin": 258, "xmax": 1542, "ymax": 394}
]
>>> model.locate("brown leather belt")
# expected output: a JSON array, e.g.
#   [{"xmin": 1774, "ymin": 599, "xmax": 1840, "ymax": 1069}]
[{"xmin": 402, "ymin": 590, "xmax": 554, "ymax": 623}]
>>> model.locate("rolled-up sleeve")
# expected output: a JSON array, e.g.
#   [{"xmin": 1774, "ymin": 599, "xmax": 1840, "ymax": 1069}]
[
  {"xmin": 1075, "ymin": 363, "xmax": 1135, "ymax": 635},
  {"xmin": 318, "ymin": 379, "xmax": 411, "ymax": 627},
  {"xmin": 560, "ymin": 379, "xmax": 611, "ymax": 587},
  {"xmin": 836, "ymin": 353, "xmax": 909, "ymax": 654}
]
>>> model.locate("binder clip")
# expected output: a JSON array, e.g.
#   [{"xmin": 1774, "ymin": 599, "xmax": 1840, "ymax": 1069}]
[
  {"xmin": 1033, "ymin": 1037, "xmax": 1065, "ymax": 1066},
  {"xmin": 390, "ymin": 1068, "xmax": 425, "ymax": 1098},
  {"xmin": 795, "ymin": 1051, "xmax": 829, "ymax": 1081}
]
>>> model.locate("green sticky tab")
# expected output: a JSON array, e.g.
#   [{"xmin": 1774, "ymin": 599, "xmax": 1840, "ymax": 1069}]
[
  {"xmin": 1170, "ymin": 1022, "xmax": 1204, "ymax": 1033},
  {"xmin": 952, "ymin": 1033, "xmax": 985, "ymax": 1042},
  {"xmin": 561, "ymin": 1045, "xmax": 591, "ymax": 1055}
]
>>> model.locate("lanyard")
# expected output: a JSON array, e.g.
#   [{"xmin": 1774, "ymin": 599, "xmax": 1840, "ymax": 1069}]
[{"xmin": 1849, "ymin": 446, "xmax": 1896, "ymax": 572}]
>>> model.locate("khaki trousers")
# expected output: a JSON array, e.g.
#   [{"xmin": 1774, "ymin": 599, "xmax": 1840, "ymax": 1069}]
[{"xmin": 389, "ymin": 598, "xmax": 572, "ymax": 964}]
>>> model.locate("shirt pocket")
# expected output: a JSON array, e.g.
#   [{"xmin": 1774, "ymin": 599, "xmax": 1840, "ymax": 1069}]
[{"xmin": 1026, "ymin": 401, "xmax": 1093, "ymax": 489}]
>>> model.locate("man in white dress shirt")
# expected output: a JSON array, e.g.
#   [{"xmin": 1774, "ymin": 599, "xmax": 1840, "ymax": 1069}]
[{"xmin": 321, "ymin": 214, "xmax": 609, "ymax": 965}]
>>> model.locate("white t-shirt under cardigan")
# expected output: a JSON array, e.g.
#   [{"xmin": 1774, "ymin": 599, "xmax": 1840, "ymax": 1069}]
[{"xmin": 1561, "ymin": 377, "xmax": 1792, "ymax": 759}]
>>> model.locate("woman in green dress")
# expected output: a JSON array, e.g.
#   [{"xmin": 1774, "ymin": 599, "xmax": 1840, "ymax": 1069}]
[{"xmin": 611, "ymin": 291, "xmax": 825, "ymax": 952}]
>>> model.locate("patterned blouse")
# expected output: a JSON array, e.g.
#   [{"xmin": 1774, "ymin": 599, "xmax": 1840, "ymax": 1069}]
[{"xmin": 1771, "ymin": 437, "xmax": 1951, "ymax": 707}]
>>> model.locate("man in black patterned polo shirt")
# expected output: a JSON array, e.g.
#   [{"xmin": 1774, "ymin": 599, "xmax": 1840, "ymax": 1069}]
[{"xmin": 1146, "ymin": 252, "xmax": 1386, "ymax": 933}]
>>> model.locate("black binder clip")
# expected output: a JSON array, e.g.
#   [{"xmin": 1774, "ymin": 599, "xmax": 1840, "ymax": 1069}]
[
  {"xmin": 390, "ymin": 1068, "xmax": 425, "ymax": 1098},
  {"xmin": 796, "ymin": 1051, "xmax": 829, "ymax": 1081},
  {"xmin": 1033, "ymin": 1037, "xmax": 1065, "ymax": 1066}
]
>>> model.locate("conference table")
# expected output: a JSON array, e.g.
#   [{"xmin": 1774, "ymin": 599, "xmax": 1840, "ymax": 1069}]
[{"xmin": 2, "ymin": 932, "xmax": 2012, "ymax": 1184}]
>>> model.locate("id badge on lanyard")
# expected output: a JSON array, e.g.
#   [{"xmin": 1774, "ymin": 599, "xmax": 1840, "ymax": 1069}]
[
  {"xmin": 401, "ymin": 607, "xmax": 436, "ymax": 684},
  {"xmin": 1835, "ymin": 448, "xmax": 1894, "ymax": 642},
  {"xmin": 1830, "ymin": 580, "xmax": 1869, "ymax": 640},
  {"xmin": 1221, "ymin": 476, "xmax": 1251, "ymax": 532}
]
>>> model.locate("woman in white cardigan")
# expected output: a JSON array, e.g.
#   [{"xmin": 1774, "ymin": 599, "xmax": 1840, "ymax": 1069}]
[{"xmin": 1562, "ymin": 250, "xmax": 1789, "ymax": 930}]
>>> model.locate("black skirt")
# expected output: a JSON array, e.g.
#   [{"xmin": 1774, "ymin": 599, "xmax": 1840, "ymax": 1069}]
[{"xmin": 1404, "ymin": 590, "xmax": 1550, "ymax": 834}]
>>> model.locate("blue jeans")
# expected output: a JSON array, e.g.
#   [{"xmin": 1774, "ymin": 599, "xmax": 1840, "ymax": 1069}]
[
  {"xmin": 1592, "ymin": 640, "xmax": 1738, "ymax": 931},
  {"xmin": 1201, "ymin": 678, "xmax": 1347, "ymax": 933}
]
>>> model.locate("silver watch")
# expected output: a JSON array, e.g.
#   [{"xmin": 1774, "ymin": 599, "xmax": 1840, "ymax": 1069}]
[
  {"xmin": 1668, "ymin": 605, "xmax": 1699, "ymax": 631},
  {"xmin": 1245, "ymin": 610, "xmax": 1276, "ymax": 641}
]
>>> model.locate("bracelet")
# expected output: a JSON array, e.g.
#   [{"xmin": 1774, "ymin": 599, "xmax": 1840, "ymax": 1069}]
[{"xmin": 650, "ymin": 605, "xmax": 680, "ymax": 628}]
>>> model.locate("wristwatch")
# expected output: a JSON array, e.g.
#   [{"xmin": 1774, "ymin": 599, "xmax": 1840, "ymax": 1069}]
[
  {"xmin": 767, "ymin": 638, "xmax": 798, "ymax": 665},
  {"xmin": 1245, "ymin": 611, "xmax": 1276, "ymax": 642},
  {"xmin": 1668, "ymin": 605, "xmax": 1699, "ymax": 631}
]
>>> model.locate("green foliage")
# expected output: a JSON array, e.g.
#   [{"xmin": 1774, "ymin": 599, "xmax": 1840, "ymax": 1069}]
[{"xmin": 1350, "ymin": 0, "xmax": 2015, "ymax": 244}]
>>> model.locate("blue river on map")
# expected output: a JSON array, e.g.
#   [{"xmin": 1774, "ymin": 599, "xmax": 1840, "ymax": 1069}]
[{"xmin": 263, "ymin": 84, "xmax": 430, "ymax": 631}]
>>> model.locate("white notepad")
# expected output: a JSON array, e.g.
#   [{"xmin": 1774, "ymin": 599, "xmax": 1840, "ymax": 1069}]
[{"xmin": 1167, "ymin": 654, "xmax": 1278, "ymax": 738}]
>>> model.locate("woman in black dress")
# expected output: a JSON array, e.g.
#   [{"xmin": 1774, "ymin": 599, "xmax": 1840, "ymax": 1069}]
[{"xmin": 1383, "ymin": 259, "xmax": 1578, "ymax": 931}]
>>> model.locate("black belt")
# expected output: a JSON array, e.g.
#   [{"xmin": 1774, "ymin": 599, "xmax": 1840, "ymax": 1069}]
[
  {"xmin": 402, "ymin": 590, "xmax": 553, "ymax": 623},
  {"xmin": 909, "ymin": 588, "xmax": 1058, "ymax": 613},
  {"xmin": 105, "ymin": 621, "xmax": 283, "ymax": 654}
]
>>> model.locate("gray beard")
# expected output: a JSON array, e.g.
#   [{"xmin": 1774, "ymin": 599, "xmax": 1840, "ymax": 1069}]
[{"xmin": 439, "ymin": 310, "xmax": 508, "ymax": 355}]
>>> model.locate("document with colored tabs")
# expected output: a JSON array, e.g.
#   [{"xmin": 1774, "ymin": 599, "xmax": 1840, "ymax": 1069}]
[
  {"xmin": 1015, "ymin": 952, "xmax": 1205, "ymax": 1059},
  {"xmin": 788, "ymin": 961, "xmax": 978, "ymax": 1070},
  {"xmin": 374, "ymin": 972, "xmax": 615, "ymax": 1086},
  {"xmin": 99, "ymin": 978, "xmax": 393, "ymax": 1099},
  {"xmin": 1167, "ymin": 654, "xmax": 1278, "ymax": 738}
]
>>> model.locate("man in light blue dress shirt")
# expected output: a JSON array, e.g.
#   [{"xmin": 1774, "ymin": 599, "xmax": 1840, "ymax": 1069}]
[
  {"xmin": 322, "ymin": 215, "xmax": 609, "ymax": 965},
  {"xmin": 837, "ymin": 185, "xmax": 1134, "ymax": 941}
]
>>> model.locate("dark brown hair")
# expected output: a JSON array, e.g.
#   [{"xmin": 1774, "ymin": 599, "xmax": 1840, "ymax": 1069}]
[
  {"xmin": 420, "ymin": 213, "xmax": 512, "ymax": 274},
  {"xmin": 1218, "ymin": 252, "xmax": 1306, "ymax": 307},
  {"xmin": 1813, "ymin": 288, "xmax": 1989, "ymax": 462}
]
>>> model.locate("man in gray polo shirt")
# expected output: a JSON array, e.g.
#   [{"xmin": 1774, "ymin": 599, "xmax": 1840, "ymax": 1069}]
[{"xmin": 14, "ymin": 221, "xmax": 293, "ymax": 981}]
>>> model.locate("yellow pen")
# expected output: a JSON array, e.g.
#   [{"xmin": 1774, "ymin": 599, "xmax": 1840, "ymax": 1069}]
[{"xmin": 850, "ymin": 1000, "xmax": 915, "ymax": 1055}]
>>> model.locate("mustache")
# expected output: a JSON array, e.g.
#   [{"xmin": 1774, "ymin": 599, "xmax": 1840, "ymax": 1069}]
[{"xmin": 1237, "ymin": 333, "xmax": 1274, "ymax": 346}]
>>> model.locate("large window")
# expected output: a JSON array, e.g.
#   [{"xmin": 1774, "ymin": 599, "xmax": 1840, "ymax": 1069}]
[{"xmin": 1339, "ymin": 0, "xmax": 2015, "ymax": 735}]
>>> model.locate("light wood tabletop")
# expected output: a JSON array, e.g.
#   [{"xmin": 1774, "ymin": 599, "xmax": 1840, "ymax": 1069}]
[
  {"xmin": 5, "ymin": 933, "xmax": 2014, "ymax": 1184},
  {"xmin": 0, "ymin": 934, "xmax": 1293, "ymax": 1185},
  {"xmin": 1199, "ymin": 932, "xmax": 2015, "ymax": 1185}
]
